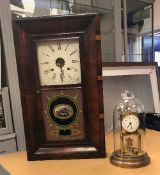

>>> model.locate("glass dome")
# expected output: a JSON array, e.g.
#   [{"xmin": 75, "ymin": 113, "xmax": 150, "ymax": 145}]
[{"xmin": 110, "ymin": 90, "xmax": 150, "ymax": 168}]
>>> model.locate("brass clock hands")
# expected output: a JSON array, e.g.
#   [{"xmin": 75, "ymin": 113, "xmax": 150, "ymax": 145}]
[{"xmin": 127, "ymin": 122, "xmax": 133, "ymax": 129}]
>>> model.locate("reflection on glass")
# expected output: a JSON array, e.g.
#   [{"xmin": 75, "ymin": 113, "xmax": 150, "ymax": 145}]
[
  {"xmin": 0, "ymin": 96, "xmax": 6, "ymax": 129},
  {"xmin": 121, "ymin": 0, "xmax": 153, "ymax": 62},
  {"xmin": 124, "ymin": 0, "xmax": 153, "ymax": 62},
  {"xmin": 142, "ymin": 34, "xmax": 153, "ymax": 62},
  {"xmin": 10, "ymin": 0, "xmax": 111, "ymax": 18},
  {"xmin": 10, "ymin": 0, "xmax": 114, "ymax": 62}
]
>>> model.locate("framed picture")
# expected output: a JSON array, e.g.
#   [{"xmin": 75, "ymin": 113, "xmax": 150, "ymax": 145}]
[
  {"xmin": 0, "ymin": 87, "xmax": 13, "ymax": 135},
  {"xmin": 102, "ymin": 62, "xmax": 160, "ymax": 130}
]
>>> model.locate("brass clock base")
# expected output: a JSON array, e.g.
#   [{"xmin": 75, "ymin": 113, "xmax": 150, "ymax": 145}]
[{"xmin": 110, "ymin": 151, "xmax": 150, "ymax": 168}]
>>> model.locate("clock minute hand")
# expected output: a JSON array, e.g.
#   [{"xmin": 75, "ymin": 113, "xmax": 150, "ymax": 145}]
[
  {"xmin": 60, "ymin": 67, "xmax": 65, "ymax": 82},
  {"xmin": 55, "ymin": 57, "xmax": 65, "ymax": 82}
]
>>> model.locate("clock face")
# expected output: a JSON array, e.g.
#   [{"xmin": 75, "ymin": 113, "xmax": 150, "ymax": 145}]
[
  {"xmin": 122, "ymin": 114, "xmax": 139, "ymax": 132},
  {"xmin": 36, "ymin": 38, "xmax": 81, "ymax": 86}
]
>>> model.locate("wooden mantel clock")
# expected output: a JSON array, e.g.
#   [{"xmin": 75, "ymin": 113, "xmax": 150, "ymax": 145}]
[{"xmin": 12, "ymin": 14, "xmax": 106, "ymax": 160}]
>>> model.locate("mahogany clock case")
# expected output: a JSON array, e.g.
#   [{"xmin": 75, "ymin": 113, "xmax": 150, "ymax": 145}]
[{"xmin": 12, "ymin": 14, "xmax": 106, "ymax": 160}]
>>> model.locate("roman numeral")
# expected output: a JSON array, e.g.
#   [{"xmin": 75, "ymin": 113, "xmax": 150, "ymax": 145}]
[
  {"xmin": 40, "ymin": 62, "xmax": 49, "ymax": 65},
  {"xmin": 48, "ymin": 45, "xmax": 54, "ymax": 52},
  {"xmin": 72, "ymin": 60, "xmax": 79, "ymax": 63},
  {"xmin": 43, "ymin": 53, "xmax": 50, "ymax": 57},
  {"xmin": 44, "ymin": 69, "xmax": 51, "ymax": 74},
  {"xmin": 65, "ymin": 43, "xmax": 69, "ymax": 51},
  {"xmin": 52, "ymin": 72, "xmax": 56, "ymax": 80},
  {"xmin": 70, "ymin": 50, "xmax": 77, "ymax": 56},
  {"xmin": 57, "ymin": 42, "xmax": 61, "ymax": 50},
  {"xmin": 67, "ymin": 73, "xmax": 72, "ymax": 80}
]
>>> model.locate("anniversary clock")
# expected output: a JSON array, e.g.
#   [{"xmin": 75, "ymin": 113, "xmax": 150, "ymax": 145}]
[
  {"xmin": 12, "ymin": 14, "xmax": 106, "ymax": 160},
  {"xmin": 110, "ymin": 90, "xmax": 150, "ymax": 168}
]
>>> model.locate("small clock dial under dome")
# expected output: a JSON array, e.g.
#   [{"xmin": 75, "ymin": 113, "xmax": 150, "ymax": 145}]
[{"xmin": 122, "ymin": 114, "xmax": 139, "ymax": 132}]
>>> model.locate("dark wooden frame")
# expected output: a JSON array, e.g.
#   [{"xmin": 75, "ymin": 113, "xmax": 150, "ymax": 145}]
[{"xmin": 12, "ymin": 14, "xmax": 106, "ymax": 160}]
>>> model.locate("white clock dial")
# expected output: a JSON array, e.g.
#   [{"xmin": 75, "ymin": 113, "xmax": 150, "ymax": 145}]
[
  {"xmin": 122, "ymin": 114, "xmax": 139, "ymax": 132},
  {"xmin": 36, "ymin": 38, "xmax": 81, "ymax": 86}
]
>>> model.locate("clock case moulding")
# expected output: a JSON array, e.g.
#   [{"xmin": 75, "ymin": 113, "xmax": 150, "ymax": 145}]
[{"xmin": 12, "ymin": 13, "xmax": 106, "ymax": 160}]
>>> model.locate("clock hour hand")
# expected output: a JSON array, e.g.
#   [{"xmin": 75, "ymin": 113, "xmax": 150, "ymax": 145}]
[{"xmin": 127, "ymin": 122, "xmax": 133, "ymax": 129}]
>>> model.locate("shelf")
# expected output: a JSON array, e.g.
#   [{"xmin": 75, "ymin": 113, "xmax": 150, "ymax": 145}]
[
  {"xmin": 70, "ymin": 2, "xmax": 112, "ymax": 15},
  {"xmin": 10, "ymin": 0, "xmax": 112, "ymax": 18}
]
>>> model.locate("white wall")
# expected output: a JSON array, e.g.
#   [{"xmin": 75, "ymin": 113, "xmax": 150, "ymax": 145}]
[
  {"xmin": 75, "ymin": 0, "xmax": 121, "ymax": 62},
  {"xmin": 94, "ymin": 0, "xmax": 122, "ymax": 62}
]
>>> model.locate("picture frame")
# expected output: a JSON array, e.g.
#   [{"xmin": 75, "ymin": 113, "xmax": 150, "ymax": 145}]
[
  {"xmin": 0, "ymin": 87, "xmax": 13, "ymax": 135},
  {"xmin": 102, "ymin": 62, "xmax": 160, "ymax": 130}
]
